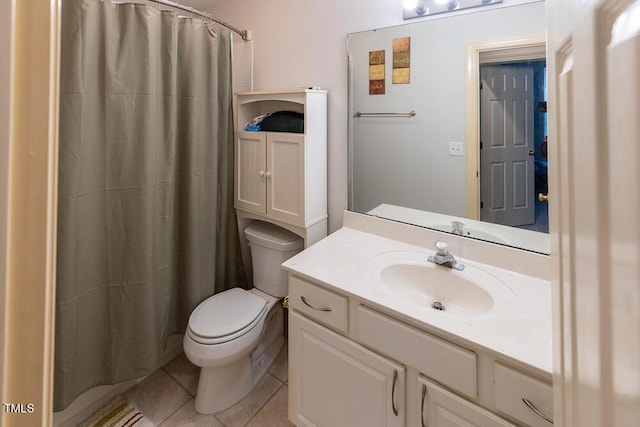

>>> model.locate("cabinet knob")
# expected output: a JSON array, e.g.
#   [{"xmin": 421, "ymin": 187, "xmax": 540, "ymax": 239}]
[
  {"xmin": 258, "ymin": 170, "xmax": 265, "ymax": 177},
  {"xmin": 265, "ymin": 171, "xmax": 272, "ymax": 178}
]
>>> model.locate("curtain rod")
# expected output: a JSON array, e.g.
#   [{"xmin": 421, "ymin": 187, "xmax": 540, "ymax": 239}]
[{"xmin": 140, "ymin": 0, "xmax": 251, "ymax": 41}]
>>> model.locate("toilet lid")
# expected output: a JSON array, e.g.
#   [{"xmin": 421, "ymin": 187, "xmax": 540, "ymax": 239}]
[{"xmin": 188, "ymin": 288, "xmax": 268, "ymax": 341}]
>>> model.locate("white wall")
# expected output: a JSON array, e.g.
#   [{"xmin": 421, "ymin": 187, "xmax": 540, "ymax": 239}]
[
  {"xmin": 206, "ymin": 0, "xmax": 544, "ymax": 233},
  {"xmin": 208, "ymin": 0, "xmax": 405, "ymax": 233}
]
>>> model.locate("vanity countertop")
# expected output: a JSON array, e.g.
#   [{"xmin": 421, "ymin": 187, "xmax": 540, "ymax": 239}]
[{"xmin": 282, "ymin": 223, "xmax": 553, "ymax": 379}]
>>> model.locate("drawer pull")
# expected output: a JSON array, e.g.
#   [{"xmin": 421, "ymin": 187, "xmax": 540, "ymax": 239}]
[
  {"xmin": 522, "ymin": 398, "xmax": 553, "ymax": 424},
  {"xmin": 421, "ymin": 383, "xmax": 427, "ymax": 427},
  {"xmin": 392, "ymin": 369, "xmax": 399, "ymax": 416},
  {"xmin": 300, "ymin": 296, "xmax": 332, "ymax": 312}
]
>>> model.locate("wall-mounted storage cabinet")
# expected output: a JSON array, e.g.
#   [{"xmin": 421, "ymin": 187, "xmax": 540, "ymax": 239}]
[
  {"xmin": 236, "ymin": 131, "xmax": 307, "ymax": 225},
  {"xmin": 234, "ymin": 89, "xmax": 327, "ymax": 248}
]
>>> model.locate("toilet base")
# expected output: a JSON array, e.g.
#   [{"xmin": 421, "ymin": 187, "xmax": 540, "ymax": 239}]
[
  {"xmin": 194, "ymin": 334, "xmax": 284, "ymax": 414},
  {"xmin": 192, "ymin": 301, "xmax": 285, "ymax": 414},
  {"xmin": 194, "ymin": 354, "xmax": 252, "ymax": 414}
]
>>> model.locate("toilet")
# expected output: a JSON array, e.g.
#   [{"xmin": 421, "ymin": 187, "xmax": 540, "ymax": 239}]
[{"xmin": 183, "ymin": 221, "xmax": 303, "ymax": 414}]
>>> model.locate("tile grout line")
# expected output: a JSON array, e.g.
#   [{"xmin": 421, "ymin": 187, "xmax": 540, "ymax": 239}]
[
  {"xmin": 241, "ymin": 376, "xmax": 287, "ymax": 427},
  {"xmin": 156, "ymin": 397, "xmax": 192, "ymax": 427},
  {"xmin": 213, "ymin": 413, "xmax": 228, "ymax": 427},
  {"xmin": 216, "ymin": 372, "xmax": 285, "ymax": 427},
  {"xmin": 155, "ymin": 364, "xmax": 287, "ymax": 427},
  {"xmin": 162, "ymin": 365, "xmax": 196, "ymax": 398},
  {"xmin": 154, "ymin": 366, "xmax": 195, "ymax": 426}
]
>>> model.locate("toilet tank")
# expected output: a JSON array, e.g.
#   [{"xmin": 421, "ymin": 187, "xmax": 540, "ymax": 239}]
[{"xmin": 244, "ymin": 222, "xmax": 303, "ymax": 297}]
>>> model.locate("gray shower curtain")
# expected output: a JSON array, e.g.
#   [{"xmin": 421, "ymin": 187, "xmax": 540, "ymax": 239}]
[{"xmin": 55, "ymin": 0, "xmax": 245, "ymax": 410}]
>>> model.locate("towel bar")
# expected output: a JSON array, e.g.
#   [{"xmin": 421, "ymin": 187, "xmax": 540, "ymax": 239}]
[{"xmin": 354, "ymin": 110, "xmax": 416, "ymax": 118}]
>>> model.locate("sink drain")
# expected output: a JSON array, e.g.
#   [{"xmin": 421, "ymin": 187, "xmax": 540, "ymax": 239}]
[{"xmin": 431, "ymin": 301, "xmax": 445, "ymax": 311}]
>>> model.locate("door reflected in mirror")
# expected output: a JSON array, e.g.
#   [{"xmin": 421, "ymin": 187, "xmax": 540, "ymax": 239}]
[
  {"xmin": 480, "ymin": 60, "xmax": 548, "ymax": 234},
  {"xmin": 348, "ymin": 0, "xmax": 550, "ymax": 254}
]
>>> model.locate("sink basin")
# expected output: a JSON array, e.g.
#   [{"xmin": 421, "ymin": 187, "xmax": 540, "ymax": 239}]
[{"xmin": 371, "ymin": 252, "xmax": 515, "ymax": 316}]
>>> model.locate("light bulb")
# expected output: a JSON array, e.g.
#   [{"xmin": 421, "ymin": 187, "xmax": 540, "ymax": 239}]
[
  {"xmin": 415, "ymin": 4, "xmax": 428, "ymax": 15},
  {"xmin": 403, "ymin": 0, "xmax": 419, "ymax": 10}
]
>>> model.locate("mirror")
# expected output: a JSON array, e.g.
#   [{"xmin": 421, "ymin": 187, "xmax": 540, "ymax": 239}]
[{"xmin": 347, "ymin": 1, "xmax": 550, "ymax": 254}]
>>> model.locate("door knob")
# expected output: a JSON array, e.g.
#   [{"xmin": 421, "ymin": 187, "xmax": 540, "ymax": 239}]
[
  {"xmin": 529, "ymin": 150, "xmax": 535, "ymax": 156},
  {"xmin": 538, "ymin": 193, "xmax": 549, "ymax": 202}
]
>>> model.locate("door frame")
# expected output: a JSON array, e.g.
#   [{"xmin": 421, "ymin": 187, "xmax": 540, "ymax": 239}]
[
  {"xmin": 465, "ymin": 34, "xmax": 546, "ymax": 220},
  {"xmin": 2, "ymin": 1, "xmax": 60, "ymax": 425}
]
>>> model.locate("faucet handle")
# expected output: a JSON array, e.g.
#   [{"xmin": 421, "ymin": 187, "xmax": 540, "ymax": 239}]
[{"xmin": 434, "ymin": 240, "xmax": 449, "ymax": 256}]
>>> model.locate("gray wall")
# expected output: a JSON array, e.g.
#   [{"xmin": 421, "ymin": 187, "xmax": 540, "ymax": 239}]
[{"xmin": 349, "ymin": 3, "xmax": 546, "ymax": 217}]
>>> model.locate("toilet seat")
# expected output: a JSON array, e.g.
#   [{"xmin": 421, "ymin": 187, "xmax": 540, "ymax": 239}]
[{"xmin": 187, "ymin": 288, "xmax": 268, "ymax": 345}]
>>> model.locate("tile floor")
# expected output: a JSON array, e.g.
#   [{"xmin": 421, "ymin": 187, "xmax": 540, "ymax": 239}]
[{"xmin": 121, "ymin": 342, "xmax": 293, "ymax": 426}]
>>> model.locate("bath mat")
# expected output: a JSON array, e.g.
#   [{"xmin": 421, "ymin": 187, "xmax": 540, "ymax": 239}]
[{"xmin": 80, "ymin": 396, "xmax": 153, "ymax": 427}]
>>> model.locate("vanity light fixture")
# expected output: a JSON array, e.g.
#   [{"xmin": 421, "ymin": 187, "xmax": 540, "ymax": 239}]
[
  {"xmin": 416, "ymin": 3, "xmax": 429, "ymax": 15},
  {"xmin": 403, "ymin": 0, "xmax": 429, "ymax": 16},
  {"xmin": 403, "ymin": 0, "xmax": 502, "ymax": 20}
]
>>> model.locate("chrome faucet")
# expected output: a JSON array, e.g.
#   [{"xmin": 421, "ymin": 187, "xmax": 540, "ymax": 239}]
[{"xmin": 427, "ymin": 241, "xmax": 465, "ymax": 271}]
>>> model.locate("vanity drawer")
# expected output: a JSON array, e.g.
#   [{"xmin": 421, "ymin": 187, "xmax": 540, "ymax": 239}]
[
  {"xmin": 494, "ymin": 362, "xmax": 553, "ymax": 426},
  {"xmin": 289, "ymin": 276, "xmax": 348, "ymax": 334},
  {"xmin": 355, "ymin": 305, "xmax": 477, "ymax": 399}
]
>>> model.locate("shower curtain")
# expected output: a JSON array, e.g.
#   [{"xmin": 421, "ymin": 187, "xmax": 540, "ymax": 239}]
[{"xmin": 55, "ymin": 0, "xmax": 245, "ymax": 410}]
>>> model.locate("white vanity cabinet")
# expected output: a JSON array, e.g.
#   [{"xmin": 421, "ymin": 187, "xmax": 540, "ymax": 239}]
[
  {"xmin": 417, "ymin": 368, "xmax": 553, "ymax": 427},
  {"xmin": 289, "ymin": 312, "xmax": 405, "ymax": 427},
  {"xmin": 234, "ymin": 90, "xmax": 327, "ymax": 242},
  {"xmin": 493, "ymin": 363, "xmax": 554, "ymax": 426},
  {"xmin": 288, "ymin": 276, "xmax": 405, "ymax": 427},
  {"xmin": 288, "ymin": 275, "xmax": 554, "ymax": 427},
  {"xmin": 419, "ymin": 378, "xmax": 515, "ymax": 427}
]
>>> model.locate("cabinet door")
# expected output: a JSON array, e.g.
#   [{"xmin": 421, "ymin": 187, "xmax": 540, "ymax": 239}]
[
  {"xmin": 235, "ymin": 131, "xmax": 266, "ymax": 214},
  {"xmin": 267, "ymin": 133, "xmax": 305, "ymax": 225},
  {"xmin": 494, "ymin": 363, "xmax": 553, "ymax": 426},
  {"xmin": 289, "ymin": 311, "xmax": 405, "ymax": 427},
  {"xmin": 419, "ymin": 377, "xmax": 515, "ymax": 427}
]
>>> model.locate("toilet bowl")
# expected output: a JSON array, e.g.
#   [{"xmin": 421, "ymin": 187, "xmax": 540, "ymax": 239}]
[{"xmin": 183, "ymin": 221, "xmax": 303, "ymax": 414}]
